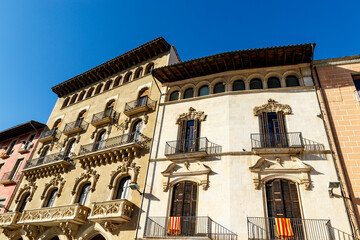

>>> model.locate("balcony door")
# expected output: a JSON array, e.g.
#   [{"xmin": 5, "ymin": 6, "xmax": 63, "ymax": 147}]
[
  {"xmin": 170, "ymin": 181, "xmax": 197, "ymax": 236},
  {"xmin": 178, "ymin": 120, "xmax": 199, "ymax": 153},
  {"xmin": 260, "ymin": 112, "xmax": 287, "ymax": 147},
  {"xmin": 138, "ymin": 88, "xmax": 149, "ymax": 107}
]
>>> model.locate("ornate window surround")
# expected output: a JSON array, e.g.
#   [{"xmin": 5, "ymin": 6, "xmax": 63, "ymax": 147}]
[
  {"xmin": 71, "ymin": 167, "xmax": 99, "ymax": 204},
  {"xmin": 40, "ymin": 174, "xmax": 65, "ymax": 205},
  {"xmin": 253, "ymin": 98, "xmax": 293, "ymax": 116}
]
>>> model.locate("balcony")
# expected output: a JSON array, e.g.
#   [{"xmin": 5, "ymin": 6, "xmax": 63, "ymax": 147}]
[
  {"xmin": 18, "ymin": 204, "xmax": 90, "ymax": 226},
  {"xmin": 250, "ymin": 132, "xmax": 304, "ymax": 155},
  {"xmin": 0, "ymin": 152, "xmax": 9, "ymax": 159},
  {"xmin": 0, "ymin": 212, "xmax": 22, "ymax": 229},
  {"xmin": 88, "ymin": 199, "xmax": 133, "ymax": 223},
  {"xmin": 144, "ymin": 216, "xmax": 237, "ymax": 239},
  {"xmin": 0, "ymin": 172, "xmax": 21, "ymax": 185},
  {"xmin": 165, "ymin": 137, "xmax": 222, "ymax": 160},
  {"xmin": 63, "ymin": 120, "xmax": 88, "ymax": 136},
  {"xmin": 38, "ymin": 128, "xmax": 58, "ymax": 143},
  {"xmin": 91, "ymin": 110, "xmax": 117, "ymax": 127},
  {"xmin": 124, "ymin": 97, "xmax": 155, "ymax": 117}
]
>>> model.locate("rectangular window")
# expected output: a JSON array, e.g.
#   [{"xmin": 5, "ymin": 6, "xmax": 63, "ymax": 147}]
[
  {"xmin": 10, "ymin": 158, "xmax": 23, "ymax": 181},
  {"xmin": 6, "ymin": 140, "xmax": 17, "ymax": 155},
  {"xmin": 0, "ymin": 199, "xmax": 5, "ymax": 210},
  {"xmin": 24, "ymin": 134, "xmax": 35, "ymax": 150}
]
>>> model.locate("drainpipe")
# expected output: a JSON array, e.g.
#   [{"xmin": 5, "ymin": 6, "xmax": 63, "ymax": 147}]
[{"xmin": 312, "ymin": 62, "xmax": 360, "ymax": 237}]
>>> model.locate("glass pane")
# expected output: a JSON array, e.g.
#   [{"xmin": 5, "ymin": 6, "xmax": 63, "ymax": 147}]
[
  {"xmin": 198, "ymin": 86, "xmax": 209, "ymax": 96},
  {"xmin": 267, "ymin": 77, "xmax": 281, "ymax": 88},
  {"xmin": 169, "ymin": 91, "xmax": 179, "ymax": 101},
  {"xmin": 250, "ymin": 79, "xmax": 262, "ymax": 89},
  {"xmin": 286, "ymin": 76, "xmax": 299, "ymax": 87},
  {"xmin": 46, "ymin": 189, "xmax": 58, "ymax": 207},
  {"xmin": 233, "ymin": 80, "xmax": 245, "ymax": 91},
  {"xmin": 214, "ymin": 83, "xmax": 225, "ymax": 94},
  {"xmin": 184, "ymin": 88, "xmax": 194, "ymax": 99}
]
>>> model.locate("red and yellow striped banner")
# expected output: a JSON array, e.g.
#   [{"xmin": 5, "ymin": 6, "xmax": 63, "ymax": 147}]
[
  {"xmin": 275, "ymin": 218, "xmax": 294, "ymax": 239},
  {"xmin": 168, "ymin": 217, "xmax": 181, "ymax": 235}
]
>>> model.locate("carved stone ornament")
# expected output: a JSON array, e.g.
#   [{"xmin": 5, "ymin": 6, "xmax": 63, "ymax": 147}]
[
  {"xmin": 15, "ymin": 180, "xmax": 37, "ymax": 203},
  {"xmin": 71, "ymin": 167, "xmax": 100, "ymax": 195},
  {"xmin": 249, "ymin": 156, "xmax": 312, "ymax": 190},
  {"xmin": 22, "ymin": 225, "xmax": 45, "ymax": 240},
  {"xmin": 59, "ymin": 222, "xmax": 79, "ymax": 240},
  {"xmin": 253, "ymin": 99, "xmax": 293, "ymax": 116},
  {"xmin": 176, "ymin": 107, "xmax": 207, "ymax": 125},
  {"xmin": 108, "ymin": 158, "xmax": 140, "ymax": 189},
  {"xmin": 100, "ymin": 221, "xmax": 121, "ymax": 234},
  {"xmin": 41, "ymin": 174, "xmax": 66, "ymax": 200},
  {"xmin": 161, "ymin": 161, "xmax": 212, "ymax": 191},
  {"xmin": 2, "ymin": 229, "xmax": 19, "ymax": 239}
]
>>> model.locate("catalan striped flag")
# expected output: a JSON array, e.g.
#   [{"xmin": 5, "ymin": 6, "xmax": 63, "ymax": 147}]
[
  {"xmin": 275, "ymin": 218, "xmax": 294, "ymax": 239},
  {"xmin": 168, "ymin": 217, "xmax": 181, "ymax": 235}
]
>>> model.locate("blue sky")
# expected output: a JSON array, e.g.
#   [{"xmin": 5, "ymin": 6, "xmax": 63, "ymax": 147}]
[{"xmin": 0, "ymin": 0, "xmax": 358, "ymax": 131}]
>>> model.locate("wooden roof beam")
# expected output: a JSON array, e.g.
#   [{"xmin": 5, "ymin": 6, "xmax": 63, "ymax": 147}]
[
  {"xmin": 181, "ymin": 65, "xmax": 192, "ymax": 78},
  {"xmin": 190, "ymin": 63, "xmax": 200, "ymax": 77},
  {"xmin": 214, "ymin": 58, "xmax": 221, "ymax": 72},
  {"xmin": 161, "ymin": 69, "xmax": 172, "ymax": 82},
  {"xmin": 283, "ymin": 47, "xmax": 287, "ymax": 65},
  {"xmin": 174, "ymin": 65, "xmax": 186, "ymax": 79},
  {"xmin": 248, "ymin": 52, "xmax": 252, "ymax": 68},
  {"xmin": 198, "ymin": 61, "xmax": 207, "ymax": 75},
  {"xmin": 205, "ymin": 60, "xmax": 214, "ymax": 73},
  {"xmin": 167, "ymin": 67, "xmax": 179, "ymax": 81}
]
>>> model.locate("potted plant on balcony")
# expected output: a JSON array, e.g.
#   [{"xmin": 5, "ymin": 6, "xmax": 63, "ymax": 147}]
[
  {"xmin": 0, "ymin": 146, "xmax": 9, "ymax": 159},
  {"xmin": 18, "ymin": 140, "xmax": 29, "ymax": 154}
]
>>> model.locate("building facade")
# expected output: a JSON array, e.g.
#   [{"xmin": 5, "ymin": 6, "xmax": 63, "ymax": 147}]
[
  {"xmin": 313, "ymin": 56, "xmax": 360, "ymax": 236},
  {"xmin": 137, "ymin": 44, "xmax": 355, "ymax": 239},
  {"xmin": 0, "ymin": 37, "xmax": 179, "ymax": 240},
  {"xmin": 0, "ymin": 121, "xmax": 46, "ymax": 213}
]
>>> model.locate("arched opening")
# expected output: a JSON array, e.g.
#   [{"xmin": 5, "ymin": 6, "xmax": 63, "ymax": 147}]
[
  {"xmin": 267, "ymin": 77, "xmax": 281, "ymax": 88},
  {"xmin": 90, "ymin": 234, "xmax": 106, "ymax": 240},
  {"xmin": 233, "ymin": 80, "xmax": 245, "ymax": 91},
  {"xmin": 69, "ymin": 94, "xmax": 78, "ymax": 105},
  {"xmin": 138, "ymin": 88, "xmax": 149, "ymax": 107},
  {"xmin": 45, "ymin": 188, "xmax": 58, "ymax": 208},
  {"xmin": 113, "ymin": 76, "xmax": 122, "ymax": 88},
  {"xmin": 103, "ymin": 80, "xmax": 112, "ymax": 91},
  {"xmin": 65, "ymin": 139, "xmax": 76, "ymax": 158},
  {"xmin": 62, "ymin": 97, "xmax": 70, "ymax": 108},
  {"xmin": 131, "ymin": 120, "xmax": 142, "ymax": 142},
  {"xmin": 183, "ymin": 88, "xmax": 194, "ymax": 99},
  {"xmin": 286, "ymin": 76, "xmax": 300, "ymax": 87},
  {"xmin": 53, "ymin": 119, "xmax": 62, "ymax": 131},
  {"xmin": 134, "ymin": 67, "xmax": 143, "ymax": 79},
  {"xmin": 198, "ymin": 85, "xmax": 209, "ymax": 96},
  {"xmin": 213, "ymin": 82, "xmax": 225, "ymax": 94},
  {"xmin": 145, "ymin": 63, "xmax": 154, "ymax": 74},
  {"xmin": 93, "ymin": 130, "xmax": 106, "ymax": 152},
  {"xmin": 40, "ymin": 146, "xmax": 50, "ymax": 158},
  {"xmin": 95, "ymin": 84, "xmax": 103, "ymax": 95},
  {"xmin": 76, "ymin": 110, "xmax": 86, "ymax": 128},
  {"xmin": 86, "ymin": 87, "xmax": 94, "ymax": 98},
  {"xmin": 105, "ymin": 100, "xmax": 115, "ymax": 117},
  {"xmin": 77, "ymin": 183, "xmax": 91, "ymax": 205},
  {"xmin": 123, "ymin": 72, "xmax": 132, "ymax": 84},
  {"xmin": 114, "ymin": 176, "xmax": 131, "ymax": 200},
  {"xmin": 250, "ymin": 79, "xmax": 263, "ymax": 89},
  {"xmin": 17, "ymin": 193, "xmax": 30, "ymax": 213},
  {"xmin": 169, "ymin": 91, "xmax": 179, "ymax": 101},
  {"xmin": 78, "ymin": 91, "xmax": 86, "ymax": 102}
]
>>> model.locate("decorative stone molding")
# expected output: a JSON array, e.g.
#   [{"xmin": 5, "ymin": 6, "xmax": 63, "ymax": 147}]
[
  {"xmin": 15, "ymin": 180, "xmax": 37, "ymax": 203},
  {"xmin": 88, "ymin": 199, "xmax": 133, "ymax": 225},
  {"xmin": 249, "ymin": 155, "xmax": 312, "ymax": 190},
  {"xmin": 176, "ymin": 107, "xmax": 207, "ymax": 124},
  {"xmin": 41, "ymin": 174, "xmax": 66, "ymax": 200},
  {"xmin": 71, "ymin": 167, "xmax": 100, "ymax": 195},
  {"xmin": 161, "ymin": 161, "xmax": 212, "ymax": 191},
  {"xmin": 100, "ymin": 221, "xmax": 121, "ymax": 234},
  {"xmin": 2, "ymin": 228, "xmax": 19, "ymax": 239},
  {"xmin": 253, "ymin": 99, "xmax": 292, "ymax": 116},
  {"xmin": 59, "ymin": 222, "xmax": 79, "ymax": 240},
  {"xmin": 108, "ymin": 158, "xmax": 140, "ymax": 189},
  {"xmin": 0, "ymin": 212, "xmax": 22, "ymax": 229},
  {"xmin": 23, "ymin": 225, "xmax": 45, "ymax": 240}
]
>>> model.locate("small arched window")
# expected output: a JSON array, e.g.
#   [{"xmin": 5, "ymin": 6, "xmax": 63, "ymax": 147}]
[
  {"xmin": 70, "ymin": 94, "xmax": 78, "ymax": 105},
  {"xmin": 113, "ymin": 76, "xmax": 122, "ymax": 88},
  {"xmin": 267, "ymin": 77, "xmax": 281, "ymax": 88},
  {"xmin": 103, "ymin": 80, "xmax": 112, "ymax": 91},
  {"xmin": 183, "ymin": 88, "xmax": 194, "ymax": 99},
  {"xmin": 198, "ymin": 85, "xmax": 209, "ymax": 96},
  {"xmin": 134, "ymin": 68, "xmax": 143, "ymax": 79},
  {"xmin": 138, "ymin": 88, "xmax": 149, "ymax": 106},
  {"xmin": 94, "ymin": 130, "xmax": 106, "ymax": 151},
  {"xmin": 45, "ymin": 188, "xmax": 58, "ymax": 207},
  {"xmin": 123, "ymin": 72, "xmax": 132, "ymax": 84},
  {"xmin": 115, "ymin": 176, "xmax": 131, "ymax": 199},
  {"xmin": 62, "ymin": 97, "xmax": 70, "ymax": 108},
  {"xmin": 18, "ymin": 193, "xmax": 30, "ymax": 213},
  {"xmin": 65, "ymin": 139, "xmax": 76, "ymax": 158},
  {"xmin": 214, "ymin": 82, "xmax": 225, "ymax": 94},
  {"xmin": 169, "ymin": 91, "xmax": 179, "ymax": 101},
  {"xmin": 95, "ymin": 84, "xmax": 103, "ymax": 95},
  {"xmin": 40, "ymin": 146, "xmax": 50, "ymax": 157},
  {"xmin": 53, "ymin": 119, "xmax": 62, "ymax": 130},
  {"xmin": 78, "ymin": 91, "xmax": 86, "ymax": 102},
  {"xmin": 233, "ymin": 80, "xmax": 245, "ymax": 91},
  {"xmin": 77, "ymin": 110, "xmax": 86, "ymax": 125},
  {"xmin": 86, "ymin": 87, "xmax": 94, "ymax": 98},
  {"xmin": 250, "ymin": 79, "xmax": 263, "ymax": 89},
  {"xmin": 77, "ymin": 183, "xmax": 91, "ymax": 205},
  {"xmin": 145, "ymin": 63, "xmax": 154, "ymax": 74},
  {"xmin": 105, "ymin": 100, "xmax": 115, "ymax": 116},
  {"xmin": 286, "ymin": 76, "xmax": 300, "ymax": 87}
]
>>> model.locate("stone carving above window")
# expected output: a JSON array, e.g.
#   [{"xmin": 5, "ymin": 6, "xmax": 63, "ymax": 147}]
[
  {"xmin": 108, "ymin": 157, "xmax": 140, "ymax": 189},
  {"xmin": 22, "ymin": 225, "xmax": 45, "ymax": 240},
  {"xmin": 15, "ymin": 180, "xmax": 37, "ymax": 203},
  {"xmin": 41, "ymin": 174, "xmax": 66, "ymax": 200},
  {"xmin": 249, "ymin": 155, "xmax": 312, "ymax": 190},
  {"xmin": 176, "ymin": 107, "xmax": 207, "ymax": 124},
  {"xmin": 71, "ymin": 167, "xmax": 100, "ymax": 195},
  {"xmin": 253, "ymin": 99, "xmax": 292, "ymax": 116},
  {"xmin": 161, "ymin": 161, "xmax": 212, "ymax": 191}
]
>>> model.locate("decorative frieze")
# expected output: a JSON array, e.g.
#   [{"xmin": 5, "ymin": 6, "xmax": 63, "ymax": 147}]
[{"xmin": 0, "ymin": 212, "xmax": 22, "ymax": 229}]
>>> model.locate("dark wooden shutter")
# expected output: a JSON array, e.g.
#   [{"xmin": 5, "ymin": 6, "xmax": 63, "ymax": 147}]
[
  {"xmin": 171, "ymin": 181, "xmax": 197, "ymax": 217},
  {"xmin": 260, "ymin": 112, "xmax": 269, "ymax": 147},
  {"xmin": 276, "ymin": 112, "xmax": 287, "ymax": 146},
  {"xmin": 178, "ymin": 120, "xmax": 187, "ymax": 153},
  {"xmin": 272, "ymin": 180, "xmax": 285, "ymax": 217},
  {"xmin": 171, "ymin": 182, "xmax": 185, "ymax": 217}
]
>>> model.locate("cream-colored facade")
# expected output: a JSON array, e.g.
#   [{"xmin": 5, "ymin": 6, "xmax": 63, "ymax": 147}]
[
  {"xmin": 0, "ymin": 37, "xmax": 179, "ymax": 240},
  {"xmin": 137, "ymin": 45, "xmax": 355, "ymax": 239}
]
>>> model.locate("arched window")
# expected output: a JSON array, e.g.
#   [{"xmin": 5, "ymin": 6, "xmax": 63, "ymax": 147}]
[
  {"xmin": 62, "ymin": 97, "xmax": 70, "ymax": 108},
  {"xmin": 198, "ymin": 85, "xmax": 209, "ymax": 96},
  {"xmin": 183, "ymin": 88, "xmax": 194, "ymax": 99},
  {"xmin": 18, "ymin": 193, "xmax": 30, "ymax": 213},
  {"xmin": 169, "ymin": 91, "xmax": 179, "ymax": 101},
  {"xmin": 134, "ymin": 67, "xmax": 143, "ymax": 79},
  {"xmin": 113, "ymin": 76, "xmax": 122, "ymax": 87},
  {"xmin": 77, "ymin": 183, "xmax": 91, "ymax": 205},
  {"xmin": 115, "ymin": 176, "xmax": 131, "ymax": 199},
  {"xmin": 40, "ymin": 146, "xmax": 50, "ymax": 157},
  {"xmin": 213, "ymin": 82, "xmax": 225, "ymax": 94},
  {"xmin": 53, "ymin": 119, "xmax": 62, "ymax": 130},
  {"xmin": 103, "ymin": 80, "xmax": 112, "ymax": 91},
  {"xmin": 250, "ymin": 79, "xmax": 263, "ymax": 89},
  {"xmin": 145, "ymin": 63, "xmax": 154, "ymax": 74},
  {"xmin": 123, "ymin": 72, "xmax": 132, "ymax": 84},
  {"xmin": 105, "ymin": 100, "xmax": 115, "ymax": 116},
  {"xmin": 267, "ymin": 77, "xmax": 281, "ymax": 88},
  {"xmin": 94, "ymin": 130, "xmax": 106, "ymax": 151},
  {"xmin": 86, "ymin": 87, "xmax": 94, "ymax": 99},
  {"xmin": 76, "ymin": 110, "xmax": 86, "ymax": 127},
  {"xmin": 286, "ymin": 76, "xmax": 300, "ymax": 87},
  {"xmin": 233, "ymin": 80, "xmax": 245, "ymax": 91},
  {"xmin": 78, "ymin": 91, "xmax": 86, "ymax": 102},
  {"xmin": 69, "ymin": 94, "xmax": 78, "ymax": 105},
  {"xmin": 45, "ymin": 188, "xmax": 58, "ymax": 207},
  {"xmin": 131, "ymin": 120, "xmax": 142, "ymax": 142},
  {"xmin": 95, "ymin": 84, "xmax": 103, "ymax": 95},
  {"xmin": 138, "ymin": 88, "xmax": 149, "ymax": 107},
  {"xmin": 65, "ymin": 139, "xmax": 76, "ymax": 158}
]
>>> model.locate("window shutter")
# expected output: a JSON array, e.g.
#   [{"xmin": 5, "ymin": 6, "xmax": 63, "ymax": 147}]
[
  {"xmin": 261, "ymin": 113, "xmax": 269, "ymax": 147},
  {"xmin": 272, "ymin": 179, "xmax": 285, "ymax": 217},
  {"xmin": 178, "ymin": 120, "xmax": 187, "ymax": 152},
  {"xmin": 276, "ymin": 112, "xmax": 287, "ymax": 146},
  {"xmin": 171, "ymin": 182, "xmax": 185, "ymax": 217}
]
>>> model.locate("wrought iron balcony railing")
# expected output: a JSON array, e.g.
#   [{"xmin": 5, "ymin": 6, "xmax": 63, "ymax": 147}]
[
  {"xmin": 39, "ymin": 128, "xmax": 57, "ymax": 139},
  {"xmin": 124, "ymin": 97, "xmax": 155, "ymax": 116},
  {"xmin": 165, "ymin": 137, "xmax": 222, "ymax": 156},
  {"xmin": 23, "ymin": 151, "xmax": 69, "ymax": 170},
  {"xmin": 145, "ymin": 216, "xmax": 237, "ymax": 239},
  {"xmin": 247, "ymin": 217, "xmax": 356, "ymax": 240},
  {"xmin": 251, "ymin": 132, "xmax": 304, "ymax": 149},
  {"xmin": 63, "ymin": 120, "xmax": 88, "ymax": 135},
  {"xmin": 91, "ymin": 110, "xmax": 117, "ymax": 126},
  {"xmin": 88, "ymin": 199, "xmax": 133, "ymax": 223},
  {"xmin": 78, "ymin": 130, "xmax": 149, "ymax": 156}
]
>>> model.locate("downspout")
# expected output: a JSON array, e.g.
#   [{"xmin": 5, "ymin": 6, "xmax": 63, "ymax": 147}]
[{"xmin": 311, "ymin": 60, "xmax": 360, "ymax": 236}]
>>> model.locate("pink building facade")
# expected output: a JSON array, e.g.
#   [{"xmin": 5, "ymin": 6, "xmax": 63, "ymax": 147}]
[{"xmin": 0, "ymin": 121, "xmax": 45, "ymax": 212}]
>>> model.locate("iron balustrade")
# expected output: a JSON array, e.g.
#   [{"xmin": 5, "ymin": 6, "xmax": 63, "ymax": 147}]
[
  {"xmin": 165, "ymin": 137, "xmax": 222, "ymax": 155},
  {"xmin": 24, "ymin": 151, "xmax": 69, "ymax": 170},
  {"xmin": 39, "ymin": 128, "xmax": 58, "ymax": 140},
  {"xmin": 247, "ymin": 217, "xmax": 357, "ymax": 240},
  {"xmin": 91, "ymin": 109, "xmax": 117, "ymax": 124},
  {"xmin": 63, "ymin": 119, "xmax": 89, "ymax": 133},
  {"xmin": 145, "ymin": 216, "xmax": 237, "ymax": 240},
  {"xmin": 251, "ymin": 132, "xmax": 304, "ymax": 149},
  {"xmin": 124, "ymin": 96, "xmax": 155, "ymax": 112},
  {"xmin": 78, "ymin": 130, "xmax": 149, "ymax": 155}
]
